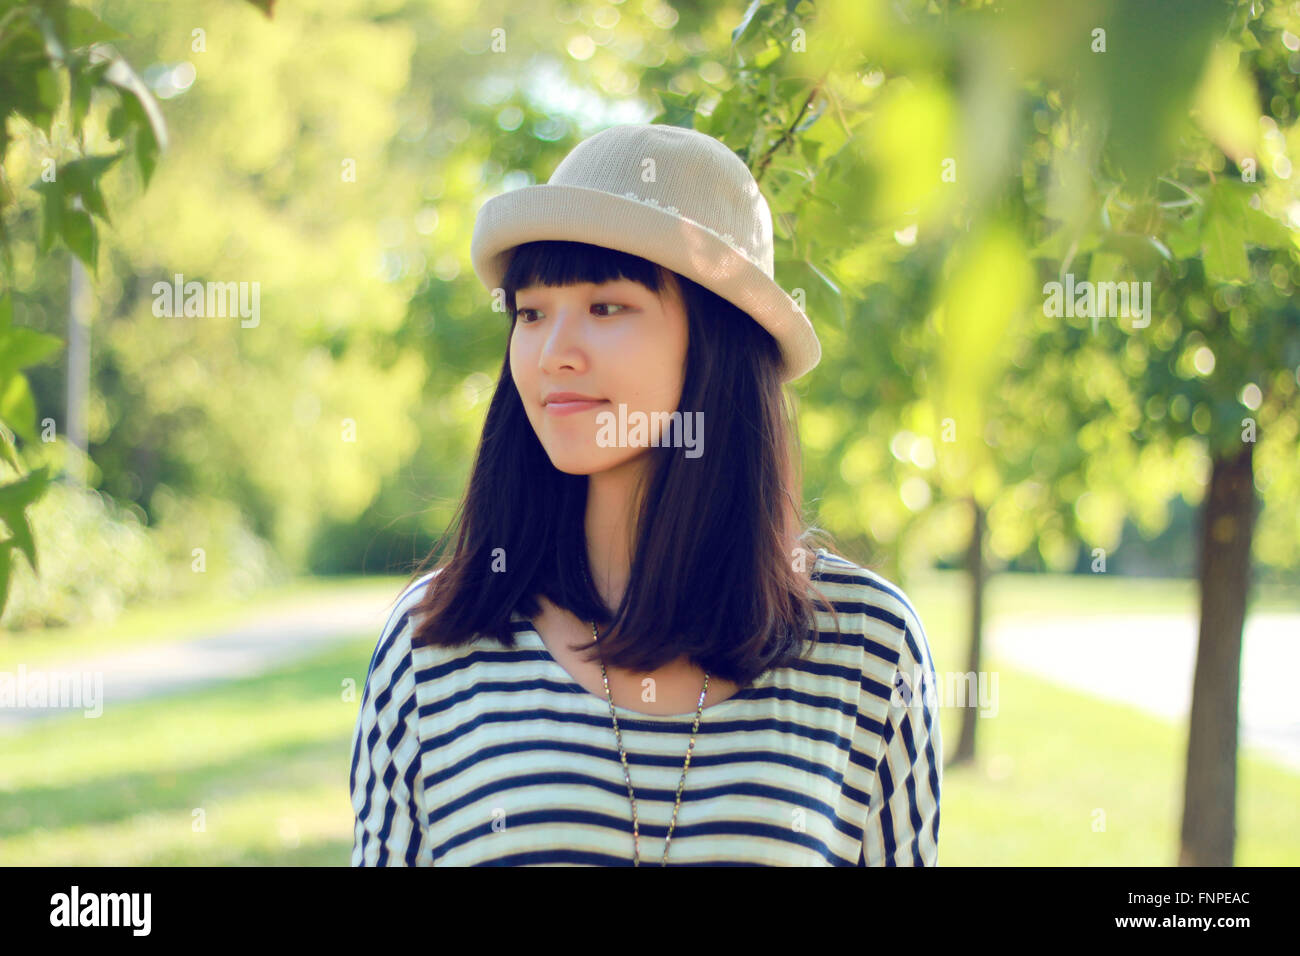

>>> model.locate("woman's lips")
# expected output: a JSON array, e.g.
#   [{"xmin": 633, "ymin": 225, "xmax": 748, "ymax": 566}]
[{"xmin": 544, "ymin": 399, "xmax": 609, "ymax": 417}]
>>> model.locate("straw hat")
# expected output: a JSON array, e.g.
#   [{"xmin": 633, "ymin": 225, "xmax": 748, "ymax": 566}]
[{"xmin": 470, "ymin": 123, "xmax": 821, "ymax": 382}]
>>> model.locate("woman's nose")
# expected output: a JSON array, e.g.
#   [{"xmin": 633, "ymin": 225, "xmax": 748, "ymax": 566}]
[{"xmin": 539, "ymin": 303, "xmax": 587, "ymax": 369}]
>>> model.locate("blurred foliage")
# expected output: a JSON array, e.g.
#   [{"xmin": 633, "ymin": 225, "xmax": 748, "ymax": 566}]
[
  {"xmin": 0, "ymin": 474, "xmax": 288, "ymax": 629},
  {"xmin": 0, "ymin": 0, "xmax": 175, "ymax": 276},
  {"xmin": 688, "ymin": 0, "xmax": 1300, "ymax": 581},
  {"xmin": 0, "ymin": 0, "xmax": 268, "ymax": 618},
  {"xmin": 0, "ymin": 0, "xmax": 166, "ymax": 618},
  {"xmin": 0, "ymin": 293, "xmax": 59, "ymax": 617},
  {"xmin": 1, "ymin": 478, "xmax": 162, "ymax": 628},
  {"xmin": 1, "ymin": 0, "xmax": 1298, "ymax": 627}
]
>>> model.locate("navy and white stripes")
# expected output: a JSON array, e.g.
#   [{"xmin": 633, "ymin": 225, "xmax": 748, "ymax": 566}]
[
  {"xmin": 350, "ymin": 548, "xmax": 941, "ymax": 865},
  {"xmin": 349, "ymin": 596, "xmax": 431, "ymax": 866}
]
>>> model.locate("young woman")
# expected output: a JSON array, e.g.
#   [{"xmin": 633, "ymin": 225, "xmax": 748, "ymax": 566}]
[{"xmin": 350, "ymin": 124, "xmax": 942, "ymax": 866}]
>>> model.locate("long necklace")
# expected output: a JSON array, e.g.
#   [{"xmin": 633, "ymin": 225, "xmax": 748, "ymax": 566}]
[{"xmin": 581, "ymin": 554, "xmax": 708, "ymax": 866}]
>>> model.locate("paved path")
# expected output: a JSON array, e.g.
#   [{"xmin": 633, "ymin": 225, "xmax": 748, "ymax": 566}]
[
  {"xmin": 0, "ymin": 583, "xmax": 400, "ymax": 734},
  {"xmin": 987, "ymin": 611, "xmax": 1300, "ymax": 772}
]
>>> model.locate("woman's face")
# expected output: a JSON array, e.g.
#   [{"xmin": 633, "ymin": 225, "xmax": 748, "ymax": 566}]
[{"xmin": 509, "ymin": 273, "xmax": 689, "ymax": 475}]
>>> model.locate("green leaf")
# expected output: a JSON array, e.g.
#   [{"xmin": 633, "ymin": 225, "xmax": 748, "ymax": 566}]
[
  {"xmin": 0, "ymin": 374, "xmax": 38, "ymax": 443},
  {"xmin": 799, "ymin": 136, "xmax": 822, "ymax": 166},
  {"xmin": 95, "ymin": 48, "xmax": 168, "ymax": 186},
  {"xmin": 0, "ymin": 501, "xmax": 38, "ymax": 576},
  {"xmin": 0, "ymin": 325, "xmax": 64, "ymax": 382},
  {"xmin": 1, "ymin": 20, "xmax": 58, "ymax": 131},
  {"xmin": 32, "ymin": 160, "xmax": 112, "ymax": 264},
  {"xmin": 1201, "ymin": 182, "xmax": 1251, "ymax": 282},
  {"xmin": 69, "ymin": 57, "xmax": 113, "ymax": 139},
  {"xmin": 696, "ymin": 96, "xmax": 730, "ymax": 137},
  {"xmin": 1099, "ymin": 232, "xmax": 1168, "ymax": 274},
  {"xmin": 60, "ymin": 153, "xmax": 125, "ymax": 191},
  {"xmin": 65, "ymin": 8, "xmax": 129, "ymax": 46},
  {"xmin": 0, "ymin": 466, "xmax": 52, "ymax": 510},
  {"xmin": 80, "ymin": 178, "xmax": 111, "ymax": 223},
  {"xmin": 0, "ymin": 421, "xmax": 20, "ymax": 473},
  {"xmin": 782, "ymin": 257, "xmax": 846, "ymax": 329},
  {"xmin": 653, "ymin": 91, "xmax": 700, "ymax": 129},
  {"xmin": 125, "ymin": 93, "xmax": 163, "ymax": 185},
  {"xmin": 107, "ymin": 102, "xmax": 129, "ymax": 139},
  {"xmin": 33, "ymin": 179, "xmax": 65, "ymax": 255},
  {"xmin": 1240, "ymin": 200, "xmax": 1294, "ymax": 248},
  {"xmin": 1201, "ymin": 212, "xmax": 1249, "ymax": 281},
  {"xmin": 731, "ymin": 0, "xmax": 762, "ymax": 47},
  {"xmin": 0, "ymin": 544, "xmax": 12, "ymax": 620},
  {"xmin": 36, "ymin": 65, "xmax": 61, "ymax": 114},
  {"xmin": 59, "ymin": 152, "xmax": 125, "ymax": 223},
  {"xmin": 61, "ymin": 208, "xmax": 98, "ymax": 272},
  {"xmin": 1163, "ymin": 206, "xmax": 1205, "ymax": 259},
  {"xmin": 755, "ymin": 40, "xmax": 782, "ymax": 70},
  {"xmin": 0, "ymin": 467, "xmax": 50, "ymax": 573}
]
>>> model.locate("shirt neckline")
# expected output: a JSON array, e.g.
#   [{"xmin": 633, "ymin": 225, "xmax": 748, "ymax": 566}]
[{"xmin": 518, "ymin": 547, "xmax": 830, "ymax": 721}]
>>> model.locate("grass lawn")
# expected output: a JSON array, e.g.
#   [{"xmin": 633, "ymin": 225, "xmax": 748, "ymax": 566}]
[
  {"xmin": 902, "ymin": 569, "xmax": 1300, "ymax": 865},
  {"xmin": 933, "ymin": 663, "xmax": 1300, "ymax": 866},
  {"xmin": 0, "ymin": 638, "xmax": 370, "ymax": 866},
  {"xmin": 1, "ymin": 570, "xmax": 1295, "ymax": 865}
]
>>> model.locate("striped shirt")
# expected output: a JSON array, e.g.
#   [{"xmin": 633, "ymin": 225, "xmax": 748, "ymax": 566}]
[{"xmin": 349, "ymin": 547, "xmax": 942, "ymax": 866}]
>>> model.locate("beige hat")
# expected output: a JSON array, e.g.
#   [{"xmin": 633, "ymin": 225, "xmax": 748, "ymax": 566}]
[{"xmin": 470, "ymin": 123, "xmax": 821, "ymax": 382}]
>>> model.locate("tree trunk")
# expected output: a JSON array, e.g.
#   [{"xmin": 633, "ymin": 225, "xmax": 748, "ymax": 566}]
[
  {"xmin": 951, "ymin": 495, "xmax": 985, "ymax": 767},
  {"xmin": 1178, "ymin": 442, "xmax": 1254, "ymax": 866},
  {"xmin": 66, "ymin": 253, "xmax": 91, "ymax": 486}
]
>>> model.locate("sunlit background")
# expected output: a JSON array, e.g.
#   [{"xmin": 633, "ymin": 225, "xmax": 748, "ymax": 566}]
[{"xmin": 1, "ymin": 0, "xmax": 1297, "ymax": 865}]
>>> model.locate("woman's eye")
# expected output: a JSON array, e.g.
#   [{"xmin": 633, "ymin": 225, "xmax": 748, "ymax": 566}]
[{"xmin": 515, "ymin": 303, "xmax": 626, "ymax": 323}]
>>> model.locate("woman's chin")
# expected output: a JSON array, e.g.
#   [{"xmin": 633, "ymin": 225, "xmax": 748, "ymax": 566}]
[
  {"xmin": 542, "ymin": 451, "xmax": 606, "ymax": 475},
  {"xmin": 542, "ymin": 447, "xmax": 645, "ymax": 476}
]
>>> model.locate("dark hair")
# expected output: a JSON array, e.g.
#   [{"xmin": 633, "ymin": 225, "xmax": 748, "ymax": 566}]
[{"xmin": 406, "ymin": 239, "xmax": 844, "ymax": 686}]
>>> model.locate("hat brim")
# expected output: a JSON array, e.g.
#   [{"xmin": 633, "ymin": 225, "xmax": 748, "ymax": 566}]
[{"xmin": 470, "ymin": 183, "xmax": 821, "ymax": 382}]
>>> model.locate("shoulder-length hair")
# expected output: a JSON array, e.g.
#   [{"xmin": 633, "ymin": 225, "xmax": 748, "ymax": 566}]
[{"xmin": 406, "ymin": 239, "xmax": 844, "ymax": 687}]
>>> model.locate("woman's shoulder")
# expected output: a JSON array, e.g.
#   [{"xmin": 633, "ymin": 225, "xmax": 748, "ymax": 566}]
[
  {"xmin": 367, "ymin": 568, "xmax": 444, "ymax": 668},
  {"xmin": 811, "ymin": 548, "xmax": 933, "ymax": 674}
]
